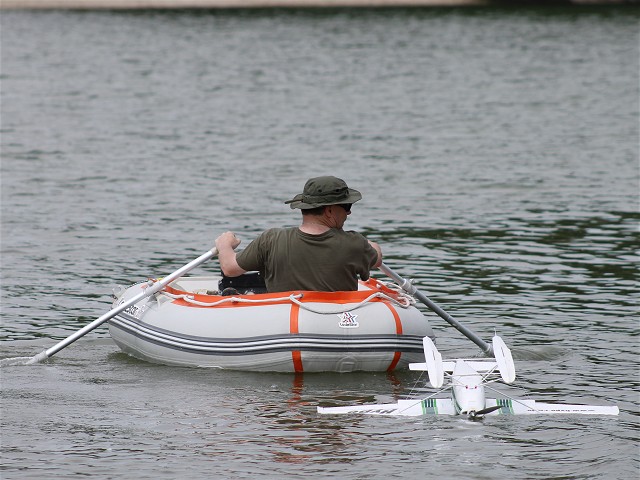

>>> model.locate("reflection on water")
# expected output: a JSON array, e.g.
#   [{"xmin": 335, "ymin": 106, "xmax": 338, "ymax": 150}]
[{"xmin": 376, "ymin": 211, "xmax": 638, "ymax": 302}]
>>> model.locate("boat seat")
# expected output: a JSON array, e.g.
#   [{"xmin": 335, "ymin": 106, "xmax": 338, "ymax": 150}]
[{"xmin": 218, "ymin": 271, "xmax": 267, "ymax": 295}]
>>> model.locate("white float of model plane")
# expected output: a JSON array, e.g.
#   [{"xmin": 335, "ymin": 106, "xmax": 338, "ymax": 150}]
[{"xmin": 318, "ymin": 336, "xmax": 619, "ymax": 418}]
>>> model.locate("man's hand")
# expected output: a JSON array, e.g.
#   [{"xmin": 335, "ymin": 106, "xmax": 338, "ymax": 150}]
[
  {"xmin": 216, "ymin": 231, "xmax": 241, "ymax": 251},
  {"xmin": 215, "ymin": 232, "xmax": 245, "ymax": 277},
  {"xmin": 368, "ymin": 240, "xmax": 382, "ymax": 269}
]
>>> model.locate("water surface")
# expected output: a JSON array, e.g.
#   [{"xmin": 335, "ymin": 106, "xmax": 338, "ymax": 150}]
[{"xmin": 1, "ymin": 7, "xmax": 638, "ymax": 479}]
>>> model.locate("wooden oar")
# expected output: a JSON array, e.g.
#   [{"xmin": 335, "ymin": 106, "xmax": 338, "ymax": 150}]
[
  {"xmin": 379, "ymin": 262, "xmax": 493, "ymax": 356},
  {"xmin": 27, "ymin": 248, "xmax": 218, "ymax": 365}
]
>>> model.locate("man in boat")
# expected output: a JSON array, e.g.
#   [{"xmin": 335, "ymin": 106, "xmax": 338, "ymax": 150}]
[{"xmin": 215, "ymin": 176, "xmax": 382, "ymax": 293}]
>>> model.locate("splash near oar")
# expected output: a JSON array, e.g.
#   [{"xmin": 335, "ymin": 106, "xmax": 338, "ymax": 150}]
[{"xmin": 1, "ymin": 357, "xmax": 36, "ymax": 367}]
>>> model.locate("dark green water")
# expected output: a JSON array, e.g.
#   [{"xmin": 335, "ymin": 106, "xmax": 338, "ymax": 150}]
[{"xmin": 1, "ymin": 7, "xmax": 638, "ymax": 479}]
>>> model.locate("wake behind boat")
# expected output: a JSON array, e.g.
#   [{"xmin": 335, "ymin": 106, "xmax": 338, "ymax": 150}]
[{"xmin": 108, "ymin": 273, "xmax": 434, "ymax": 372}]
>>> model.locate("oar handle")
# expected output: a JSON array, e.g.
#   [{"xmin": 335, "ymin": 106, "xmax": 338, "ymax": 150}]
[
  {"xmin": 380, "ymin": 263, "xmax": 493, "ymax": 356},
  {"xmin": 27, "ymin": 248, "xmax": 218, "ymax": 364}
]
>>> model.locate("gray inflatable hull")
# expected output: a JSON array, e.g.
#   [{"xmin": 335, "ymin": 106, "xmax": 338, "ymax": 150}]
[{"xmin": 109, "ymin": 276, "xmax": 434, "ymax": 372}]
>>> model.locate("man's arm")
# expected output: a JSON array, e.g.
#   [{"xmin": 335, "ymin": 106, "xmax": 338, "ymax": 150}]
[
  {"xmin": 215, "ymin": 232, "xmax": 247, "ymax": 277},
  {"xmin": 368, "ymin": 240, "xmax": 382, "ymax": 269}
]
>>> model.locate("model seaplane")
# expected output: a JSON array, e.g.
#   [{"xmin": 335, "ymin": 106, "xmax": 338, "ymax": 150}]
[{"xmin": 317, "ymin": 336, "xmax": 619, "ymax": 418}]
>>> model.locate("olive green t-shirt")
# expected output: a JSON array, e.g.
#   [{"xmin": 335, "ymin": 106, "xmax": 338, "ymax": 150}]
[{"xmin": 236, "ymin": 227, "xmax": 379, "ymax": 292}]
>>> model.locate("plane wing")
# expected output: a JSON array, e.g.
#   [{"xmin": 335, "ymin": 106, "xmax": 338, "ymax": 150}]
[
  {"xmin": 317, "ymin": 398, "xmax": 619, "ymax": 416},
  {"xmin": 317, "ymin": 398, "xmax": 455, "ymax": 416}
]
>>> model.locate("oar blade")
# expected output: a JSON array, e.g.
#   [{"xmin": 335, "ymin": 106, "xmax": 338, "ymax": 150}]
[{"xmin": 26, "ymin": 351, "xmax": 49, "ymax": 365}]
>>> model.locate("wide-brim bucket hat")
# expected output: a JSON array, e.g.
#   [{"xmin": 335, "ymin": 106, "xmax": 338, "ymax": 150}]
[{"xmin": 284, "ymin": 176, "xmax": 362, "ymax": 210}]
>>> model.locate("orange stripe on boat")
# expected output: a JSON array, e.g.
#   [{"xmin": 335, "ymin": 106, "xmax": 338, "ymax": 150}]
[
  {"xmin": 163, "ymin": 278, "xmax": 406, "ymax": 309},
  {"xmin": 387, "ymin": 351, "xmax": 402, "ymax": 372},
  {"xmin": 384, "ymin": 302, "xmax": 403, "ymax": 371},
  {"xmin": 289, "ymin": 302, "xmax": 303, "ymax": 373}
]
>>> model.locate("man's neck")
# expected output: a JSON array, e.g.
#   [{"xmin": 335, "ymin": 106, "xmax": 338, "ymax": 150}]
[{"xmin": 299, "ymin": 217, "xmax": 331, "ymax": 234}]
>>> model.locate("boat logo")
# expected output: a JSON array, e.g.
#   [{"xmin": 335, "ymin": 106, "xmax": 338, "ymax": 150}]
[
  {"xmin": 120, "ymin": 301, "xmax": 147, "ymax": 320},
  {"xmin": 338, "ymin": 312, "xmax": 359, "ymax": 329}
]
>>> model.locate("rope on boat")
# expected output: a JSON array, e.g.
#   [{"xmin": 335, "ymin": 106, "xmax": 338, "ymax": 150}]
[
  {"xmin": 288, "ymin": 290, "xmax": 412, "ymax": 314},
  {"xmin": 373, "ymin": 278, "xmax": 417, "ymax": 303},
  {"xmin": 159, "ymin": 284, "xmax": 413, "ymax": 313},
  {"xmin": 159, "ymin": 292, "xmax": 303, "ymax": 307}
]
